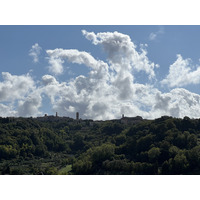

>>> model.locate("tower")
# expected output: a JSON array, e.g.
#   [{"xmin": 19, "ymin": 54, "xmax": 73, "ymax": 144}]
[
  {"xmin": 56, "ymin": 112, "xmax": 58, "ymax": 117},
  {"xmin": 122, "ymin": 114, "xmax": 124, "ymax": 118},
  {"xmin": 76, "ymin": 112, "xmax": 79, "ymax": 120}
]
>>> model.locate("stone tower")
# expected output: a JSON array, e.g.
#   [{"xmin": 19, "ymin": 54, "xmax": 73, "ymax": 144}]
[{"xmin": 76, "ymin": 112, "xmax": 79, "ymax": 120}]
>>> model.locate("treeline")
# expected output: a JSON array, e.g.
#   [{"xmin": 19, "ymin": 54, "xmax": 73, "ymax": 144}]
[{"xmin": 0, "ymin": 116, "xmax": 200, "ymax": 174}]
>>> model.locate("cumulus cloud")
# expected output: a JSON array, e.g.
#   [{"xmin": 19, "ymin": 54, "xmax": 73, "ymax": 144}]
[
  {"xmin": 0, "ymin": 72, "xmax": 35, "ymax": 102},
  {"xmin": 40, "ymin": 72, "xmax": 200, "ymax": 120},
  {"xmin": 17, "ymin": 92, "xmax": 42, "ymax": 117},
  {"xmin": 40, "ymin": 30, "xmax": 200, "ymax": 120},
  {"xmin": 46, "ymin": 49, "xmax": 108, "ymax": 72},
  {"xmin": 0, "ymin": 72, "xmax": 43, "ymax": 117},
  {"xmin": 82, "ymin": 30, "xmax": 159, "ymax": 79},
  {"xmin": 41, "ymin": 74, "xmax": 66, "ymax": 104},
  {"xmin": 161, "ymin": 54, "xmax": 200, "ymax": 87},
  {"xmin": 150, "ymin": 88, "xmax": 200, "ymax": 118},
  {"xmin": 47, "ymin": 56, "xmax": 64, "ymax": 75},
  {"xmin": 42, "ymin": 74, "xmax": 58, "ymax": 86},
  {"xmin": 1, "ymin": 30, "xmax": 200, "ymax": 120},
  {"xmin": 2, "ymin": 68, "xmax": 199, "ymax": 120},
  {"xmin": 0, "ymin": 104, "xmax": 17, "ymax": 117},
  {"xmin": 29, "ymin": 43, "xmax": 42, "ymax": 63}
]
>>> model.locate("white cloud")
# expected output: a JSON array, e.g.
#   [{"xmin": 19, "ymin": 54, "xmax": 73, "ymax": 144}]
[
  {"xmin": 40, "ymin": 71, "xmax": 200, "ymax": 120},
  {"xmin": 42, "ymin": 74, "xmax": 58, "ymax": 86},
  {"xmin": 47, "ymin": 56, "xmax": 64, "ymax": 75},
  {"xmin": 1, "ymin": 30, "xmax": 200, "ymax": 120},
  {"xmin": 29, "ymin": 43, "xmax": 42, "ymax": 63},
  {"xmin": 150, "ymin": 88, "xmax": 200, "ymax": 118},
  {"xmin": 149, "ymin": 26, "xmax": 164, "ymax": 41},
  {"xmin": 0, "ymin": 72, "xmax": 43, "ymax": 117},
  {"xmin": 40, "ymin": 31, "xmax": 200, "ymax": 120},
  {"xmin": 149, "ymin": 32, "xmax": 157, "ymax": 41},
  {"xmin": 0, "ymin": 72, "xmax": 35, "ymax": 102},
  {"xmin": 161, "ymin": 54, "xmax": 200, "ymax": 87},
  {"xmin": 82, "ymin": 30, "xmax": 98, "ymax": 44},
  {"xmin": 46, "ymin": 48, "xmax": 108, "ymax": 72},
  {"xmin": 17, "ymin": 92, "xmax": 42, "ymax": 117},
  {"xmin": 41, "ymin": 74, "xmax": 66, "ymax": 104},
  {"xmin": 82, "ymin": 30, "xmax": 159, "ymax": 79},
  {"xmin": 0, "ymin": 103, "xmax": 17, "ymax": 117},
  {"xmin": 1, "ymin": 66, "xmax": 198, "ymax": 120}
]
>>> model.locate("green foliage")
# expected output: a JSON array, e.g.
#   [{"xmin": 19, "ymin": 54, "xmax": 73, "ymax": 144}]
[
  {"xmin": 57, "ymin": 165, "xmax": 72, "ymax": 175},
  {"xmin": 148, "ymin": 147, "xmax": 161, "ymax": 162},
  {"xmin": 90, "ymin": 143, "xmax": 115, "ymax": 163},
  {"xmin": 0, "ymin": 145, "xmax": 18, "ymax": 159},
  {"xmin": 137, "ymin": 134, "xmax": 154, "ymax": 152},
  {"xmin": 131, "ymin": 162, "xmax": 155, "ymax": 175},
  {"xmin": 72, "ymin": 159, "xmax": 92, "ymax": 175},
  {"xmin": 115, "ymin": 134, "xmax": 126, "ymax": 146},
  {"xmin": 172, "ymin": 153, "xmax": 189, "ymax": 174},
  {"xmin": 1, "ymin": 116, "xmax": 200, "ymax": 174},
  {"xmin": 102, "ymin": 159, "xmax": 131, "ymax": 174},
  {"xmin": 45, "ymin": 166, "xmax": 58, "ymax": 175}
]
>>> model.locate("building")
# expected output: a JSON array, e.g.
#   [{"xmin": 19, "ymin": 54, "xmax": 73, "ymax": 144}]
[
  {"xmin": 76, "ymin": 112, "xmax": 79, "ymax": 120},
  {"xmin": 121, "ymin": 116, "xmax": 143, "ymax": 125}
]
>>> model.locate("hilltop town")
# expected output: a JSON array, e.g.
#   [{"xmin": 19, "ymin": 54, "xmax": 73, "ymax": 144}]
[{"xmin": 0, "ymin": 112, "xmax": 145, "ymax": 126}]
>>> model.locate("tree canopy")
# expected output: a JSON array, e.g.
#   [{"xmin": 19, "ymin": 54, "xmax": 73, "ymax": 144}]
[{"xmin": 1, "ymin": 116, "xmax": 200, "ymax": 174}]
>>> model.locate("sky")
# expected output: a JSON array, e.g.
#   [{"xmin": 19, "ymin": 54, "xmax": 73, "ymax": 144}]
[{"xmin": 1, "ymin": 25, "xmax": 200, "ymax": 120}]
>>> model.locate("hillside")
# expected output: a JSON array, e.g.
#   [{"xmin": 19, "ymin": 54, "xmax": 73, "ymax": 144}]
[{"xmin": 0, "ymin": 116, "xmax": 200, "ymax": 175}]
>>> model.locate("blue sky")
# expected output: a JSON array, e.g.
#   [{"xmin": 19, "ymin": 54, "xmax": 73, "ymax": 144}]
[{"xmin": 1, "ymin": 25, "xmax": 200, "ymax": 119}]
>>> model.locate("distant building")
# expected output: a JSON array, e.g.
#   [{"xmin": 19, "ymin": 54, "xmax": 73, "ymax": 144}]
[
  {"xmin": 56, "ymin": 112, "xmax": 58, "ymax": 117},
  {"xmin": 121, "ymin": 116, "xmax": 143, "ymax": 125},
  {"xmin": 37, "ymin": 115, "xmax": 60, "ymax": 122},
  {"xmin": 76, "ymin": 112, "xmax": 79, "ymax": 120}
]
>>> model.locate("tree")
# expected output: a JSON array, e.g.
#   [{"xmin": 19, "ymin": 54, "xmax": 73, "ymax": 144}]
[
  {"xmin": 35, "ymin": 144, "xmax": 47, "ymax": 157},
  {"xmin": 45, "ymin": 166, "xmax": 58, "ymax": 175},
  {"xmin": 0, "ymin": 145, "xmax": 18, "ymax": 160},
  {"xmin": 161, "ymin": 160, "xmax": 170, "ymax": 174},
  {"xmin": 171, "ymin": 153, "xmax": 189, "ymax": 174},
  {"xmin": 115, "ymin": 134, "xmax": 126, "ymax": 146},
  {"xmin": 169, "ymin": 146, "xmax": 180, "ymax": 158},
  {"xmin": 90, "ymin": 143, "xmax": 115, "ymax": 164},
  {"xmin": 148, "ymin": 147, "xmax": 161, "ymax": 162},
  {"xmin": 136, "ymin": 134, "xmax": 154, "ymax": 152},
  {"xmin": 159, "ymin": 140, "xmax": 170, "ymax": 162},
  {"xmin": 187, "ymin": 146, "xmax": 200, "ymax": 170},
  {"xmin": 132, "ymin": 162, "xmax": 155, "ymax": 175},
  {"xmin": 72, "ymin": 132, "xmax": 85, "ymax": 151},
  {"xmin": 72, "ymin": 159, "xmax": 92, "ymax": 175},
  {"xmin": 187, "ymin": 134, "xmax": 197, "ymax": 149},
  {"xmin": 174, "ymin": 134, "xmax": 186, "ymax": 149}
]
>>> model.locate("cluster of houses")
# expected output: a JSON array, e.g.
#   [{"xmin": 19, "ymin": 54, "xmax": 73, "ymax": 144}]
[
  {"xmin": 1, "ymin": 111, "xmax": 144, "ymax": 126},
  {"xmin": 36, "ymin": 111, "xmax": 144, "ymax": 126}
]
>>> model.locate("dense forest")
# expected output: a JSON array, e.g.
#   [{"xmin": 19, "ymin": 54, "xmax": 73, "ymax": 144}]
[{"xmin": 0, "ymin": 115, "xmax": 200, "ymax": 175}]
